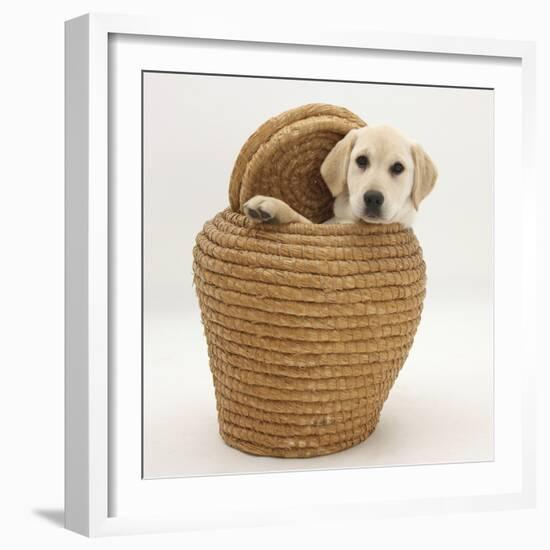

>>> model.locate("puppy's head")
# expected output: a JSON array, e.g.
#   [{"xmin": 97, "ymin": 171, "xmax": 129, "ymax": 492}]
[{"xmin": 321, "ymin": 125, "xmax": 437, "ymax": 225}]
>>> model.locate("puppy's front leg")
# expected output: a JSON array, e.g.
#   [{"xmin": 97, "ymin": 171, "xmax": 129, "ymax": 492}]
[{"xmin": 243, "ymin": 195, "xmax": 312, "ymax": 224}]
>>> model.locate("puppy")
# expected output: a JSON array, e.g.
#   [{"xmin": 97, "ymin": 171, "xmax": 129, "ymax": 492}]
[{"xmin": 243, "ymin": 125, "xmax": 437, "ymax": 227}]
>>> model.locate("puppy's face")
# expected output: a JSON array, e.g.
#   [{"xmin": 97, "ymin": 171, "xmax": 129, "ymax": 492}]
[{"xmin": 321, "ymin": 125, "xmax": 437, "ymax": 224}]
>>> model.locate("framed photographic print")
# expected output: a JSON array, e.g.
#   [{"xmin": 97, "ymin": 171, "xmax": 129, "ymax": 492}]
[{"xmin": 65, "ymin": 13, "xmax": 537, "ymax": 536}]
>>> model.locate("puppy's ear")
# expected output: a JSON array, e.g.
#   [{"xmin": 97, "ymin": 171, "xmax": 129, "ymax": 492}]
[
  {"xmin": 320, "ymin": 129, "xmax": 358, "ymax": 197},
  {"xmin": 411, "ymin": 143, "xmax": 438, "ymax": 210}
]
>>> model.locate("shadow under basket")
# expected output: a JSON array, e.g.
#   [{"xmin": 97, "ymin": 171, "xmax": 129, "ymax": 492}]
[{"xmin": 193, "ymin": 104, "xmax": 426, "ymax": 458}]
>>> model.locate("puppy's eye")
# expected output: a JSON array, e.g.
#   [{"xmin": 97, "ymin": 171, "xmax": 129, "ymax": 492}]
[
  {"xmin": 356, "ymin": 155, "xmax": 369, "ymax": 168},
  {"xmin": 390, "ymin": 162, "xmax": 405, "ymax": 175}
]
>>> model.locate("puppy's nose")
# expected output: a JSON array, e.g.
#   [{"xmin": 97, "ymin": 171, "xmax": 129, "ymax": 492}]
[{"xmin": 364, "ymin": 191, "xmax": 384, "ymax": 214}]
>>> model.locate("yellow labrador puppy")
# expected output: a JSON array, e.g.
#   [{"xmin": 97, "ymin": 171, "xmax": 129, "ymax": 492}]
[{"xmin": 243, "ymin": 125, "xmax": 437, "ymax": 227}]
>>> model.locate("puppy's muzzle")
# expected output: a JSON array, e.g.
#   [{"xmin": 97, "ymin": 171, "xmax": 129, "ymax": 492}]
[{"xmin": 364, "ymin": 190, "xmax": 384, "ymax": 217}]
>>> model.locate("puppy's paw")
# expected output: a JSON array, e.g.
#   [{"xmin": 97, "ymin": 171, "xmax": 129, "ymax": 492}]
[{"xmin": 243, "ymin": 196, "xmax": 280, "ymax": 224}]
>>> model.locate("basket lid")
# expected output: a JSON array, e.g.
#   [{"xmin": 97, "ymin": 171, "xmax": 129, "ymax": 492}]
[{"xmin": 229, "ymin": 103, "xmax": 366, "ymax": 223}]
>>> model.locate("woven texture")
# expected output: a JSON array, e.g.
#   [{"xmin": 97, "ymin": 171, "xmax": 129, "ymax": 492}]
[
  {"xmin": 193, "ymin": 104, "xmax": 426, "ymax": 458},
  {"xmin": 229, "ymin": 103, "xmax": 366, "ymax": 223}
]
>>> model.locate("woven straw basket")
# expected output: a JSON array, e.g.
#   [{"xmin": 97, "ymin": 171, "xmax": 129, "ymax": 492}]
[{"xmin": 193, "ymin": 104, "xmax": 426, "ymax": 458}]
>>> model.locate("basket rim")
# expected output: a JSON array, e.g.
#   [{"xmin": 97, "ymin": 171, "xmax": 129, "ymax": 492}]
[{"xmin": 221, "ymin": 209, "xmax": 408, "ymax": 237}]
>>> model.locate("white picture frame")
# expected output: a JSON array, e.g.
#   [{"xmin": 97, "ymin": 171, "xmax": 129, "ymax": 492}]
[{"xmin": 65, "ymin": 12, "xmax": 537, "ymax": 537}]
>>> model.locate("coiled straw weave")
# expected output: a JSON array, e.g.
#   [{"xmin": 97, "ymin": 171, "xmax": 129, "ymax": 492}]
[
  {"xmin": 193, "ymin": 104, "xmax": 426, "ymax": 458},
  {"xmin": 229, "ymin": 103, "xmax": 366, "ymax": 223}
]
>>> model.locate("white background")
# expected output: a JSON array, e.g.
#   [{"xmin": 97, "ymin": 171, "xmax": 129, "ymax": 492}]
[
  {"xmin": 0, "ymin": 1, "xmax": 547, "ymax": 549},
  {"xmin": 143, "ymin": 72, "xmax": 494, "ymax": 478}
]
